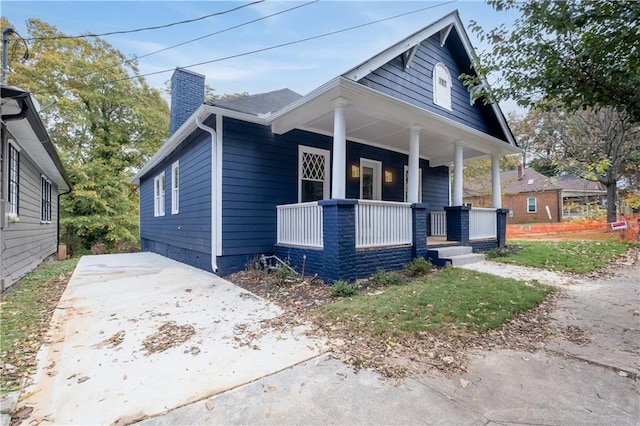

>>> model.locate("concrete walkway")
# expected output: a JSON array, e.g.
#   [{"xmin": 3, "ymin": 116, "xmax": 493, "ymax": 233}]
[{"xmin": 16, "ymin": 253, "xmax": 324, "ymax": 425}]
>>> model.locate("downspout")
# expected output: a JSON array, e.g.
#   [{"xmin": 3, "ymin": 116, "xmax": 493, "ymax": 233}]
[
  {"xmin": 195, "ymin": 115, "xmax": 218, "ymax": 273},
  {"xmin": 57, "ymin": 187, "xmax": 72, "ymax": 255}
]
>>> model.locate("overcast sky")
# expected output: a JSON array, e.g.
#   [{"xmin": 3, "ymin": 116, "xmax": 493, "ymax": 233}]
[{"xmin": 3, "ymin": 1, "xmax": 520, "ymax": 110}]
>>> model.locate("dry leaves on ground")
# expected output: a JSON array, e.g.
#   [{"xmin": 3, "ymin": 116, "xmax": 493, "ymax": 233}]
[{"xmin": 142, "ymin": 322, "xmax": 196, "ymax": 355}]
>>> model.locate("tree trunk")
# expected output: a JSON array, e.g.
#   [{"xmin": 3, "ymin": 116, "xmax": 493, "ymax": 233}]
[{"xmin": 606, "ymin": 181, "xmax": 617, "ymax": 223}]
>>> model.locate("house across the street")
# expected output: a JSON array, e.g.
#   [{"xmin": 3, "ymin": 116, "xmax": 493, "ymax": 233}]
[
  {"xmin": 132, "ymin": 11, "xmax": 520, "ymax": 282},
  {"xmin": 464, "ymin": 166, "xmax": 607, "ymax": 224},
  {"xmin": 1, "ymin": 85, "xmax": 72, "ymax": 290}
]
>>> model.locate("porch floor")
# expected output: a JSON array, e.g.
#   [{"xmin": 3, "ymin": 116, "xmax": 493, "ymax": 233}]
[{"xmin": 426, "ymin": 236, "xmax": 459, "ymax": 247}]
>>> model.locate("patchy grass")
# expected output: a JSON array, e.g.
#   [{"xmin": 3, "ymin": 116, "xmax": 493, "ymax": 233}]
[
  {"xmin": 0, "ymin": 258, "xmax": 78, "ymax": 393},
  {"xmin": 495, "ymin": 240, "xmax": 629, "ymax": 273},
  {"xmin": 320, "ymin": 268, "xmax": 551, "ymax": 338}
]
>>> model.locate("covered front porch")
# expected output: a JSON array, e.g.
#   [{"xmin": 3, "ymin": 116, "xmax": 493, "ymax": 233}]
[{"xmin": 269, "ymin": 78, "xmax": 518, "ymax": 282}]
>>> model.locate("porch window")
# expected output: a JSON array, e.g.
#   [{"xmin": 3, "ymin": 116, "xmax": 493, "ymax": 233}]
[
  {"xmin": 403, "ymin": 166, "xmax": 423, "ymax": 203},
  {"xmin": 433, "ymin": 62, "xmax": 452, "ymax": 111},
  {"xmin": 41, "ymin": 176, "xmax": 52, "ymax": 223},
  {"xmin": 171, "ymin": 161, "xmax": 179, "ymax": 215},
  {"xmin": 527, "ymin": 197, "xmax": 537, "ymax": 213},
  {"xmin": 299, "ymin": 145, "xmax": 330, "ymax": 203},
  {"xmin": 154, "ymin": 172, "xmax": 165, "ymax": 217},
  {"xmin": 8, "ymin": 143, "xmax": 19, "ymax": 216},
  {"xmin": 360, "ymin": 158, "xmax": 382, "ymax": 200}
]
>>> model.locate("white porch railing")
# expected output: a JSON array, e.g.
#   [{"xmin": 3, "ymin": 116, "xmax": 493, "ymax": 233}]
[
  {"xmin": 430, "ymin": 211, "xmax": 447, "ymax": 236},
  {"xmin": 469, "ymin": 207, "xmax": 497, "ymax": 240},
  {"xmin": 355, "ymin": 200, "xmax": 412, "ymax": 248},
  {"xmin": 276, "ymin": 202, "xmax": 323, "ymax": 248}
]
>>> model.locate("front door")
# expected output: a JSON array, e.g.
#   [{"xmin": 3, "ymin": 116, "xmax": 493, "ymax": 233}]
[{"xmin": 360, "ymin": 158, "xmax": 382, "ymax": 200}]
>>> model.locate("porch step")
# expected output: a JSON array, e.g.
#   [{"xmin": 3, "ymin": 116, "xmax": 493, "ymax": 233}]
[{"xmin": 427, "ymin": 246, "xmax": 485, "ymax": 267}]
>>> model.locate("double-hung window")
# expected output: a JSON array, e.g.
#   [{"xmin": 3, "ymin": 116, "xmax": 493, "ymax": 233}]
[
  {"xmin": 171, "ymin": 161, "xmax": 179, "ymax": 214},
  {"xmin": 8, "ymin": 143, "xmax": 19, "ymax": 216},
  {"xmin": 527, "ymin": 197, "xmax": 537, "ymax": 213},
  {"xmin": 154, "ymin": 172, "xmax": 166, "ymax": 217},
  {"xmin": 41, "ymin": 176, "xmax": 52, "ymax": 223}
]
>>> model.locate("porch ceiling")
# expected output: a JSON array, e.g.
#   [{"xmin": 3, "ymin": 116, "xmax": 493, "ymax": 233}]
[{"xmin": 270, "ymin": 77, "xmax": 520, "ymax": 167}]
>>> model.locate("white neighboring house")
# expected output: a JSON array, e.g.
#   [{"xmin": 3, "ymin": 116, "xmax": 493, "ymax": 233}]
[{"xmin": 1, "ymin": 85, "xmax": 72, "ymax": 290}]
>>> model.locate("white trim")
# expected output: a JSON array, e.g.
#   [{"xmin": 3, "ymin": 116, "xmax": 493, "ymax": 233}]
[
  {"xmin": 153, "ymin": 172, "xmax": 166, "ymax": 217},
  {"xmin": 433, "ymin": 62, "xmax": 452, "ymax": 111},
  {"xmin": 402, "ymin": 45, "xmax": 419, "ymax": 70},
  {"xmin": 527, "ymin": 197, "xmax": 537, "ymax": 213},
  {"xmin": 298, "ymin": 145, "xmax": 330, "ymax": 203},
  {"xmin": 359, "ymin": 158, "xmax": 382, "ymax": 200},
  {"xmin": 40, "ymin": 175, "xmax": 52, "ymax": 224},
  {"xmin": 171, "ymin": 161, "xmax": 179, "ymax": 214},
  {"xmin": 215, "ymin": 114, "xmax": 223, "ymax": 259},
  {"xmin": 8, "ymin": 142, "xmax": 20, "ymax": 216}
]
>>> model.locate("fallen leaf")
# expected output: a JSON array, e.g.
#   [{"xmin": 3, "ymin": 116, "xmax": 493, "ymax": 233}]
[
  {"xmin": 205, "ymin": 399, "xmax": 215, "ymax": 410},
  {"xmin": 459, "ymin": 379, "xmax": 469, "ymax": 389}
]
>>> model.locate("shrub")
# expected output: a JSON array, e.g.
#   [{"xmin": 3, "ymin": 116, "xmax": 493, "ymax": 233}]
[
  {"xmin": 372, "ymin": 268, "xmax": 404, "ymax": 286},
  {"xmin": 486, "ymin": 246, "xmax": 516, "ymax": 259},
  {"xmin": 404, "ymin": 257, "xmax": 434, "ymax": 276},
  {"xmin": 330, "ymin": 280, "xmax": 358, "ymax": 297}
]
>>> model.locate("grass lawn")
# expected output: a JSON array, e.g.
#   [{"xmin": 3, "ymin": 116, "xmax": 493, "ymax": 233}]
[
  {"xmin": 492, "ymin": 240, "xmax": 630, "ymax": 273},
  {"xmin": 0, "ymin": 258, "xmax": 78, "ymax": 393},
  {"xmin": 320, "ymin": 268, "xmax": 552, "ymax": 338}
]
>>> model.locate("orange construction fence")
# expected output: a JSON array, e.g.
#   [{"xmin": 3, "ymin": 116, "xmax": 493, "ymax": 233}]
[{"xmin": 507, "ymin": 215, "xmax": 640, "ymax": 242}]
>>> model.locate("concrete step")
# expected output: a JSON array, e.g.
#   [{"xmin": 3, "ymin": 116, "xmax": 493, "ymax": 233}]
[
  {"xmin": 444, "ymin": 253, "xmax": 486, "ymax": 267},
  {"xmin": 427, "ymin": 246, "xmax": 473, "ymax": 258}
]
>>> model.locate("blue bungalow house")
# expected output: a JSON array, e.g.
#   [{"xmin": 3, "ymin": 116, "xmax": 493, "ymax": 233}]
[{"xmin": 132, "ymin": 11, "xmax": 519, "ymax": 283}]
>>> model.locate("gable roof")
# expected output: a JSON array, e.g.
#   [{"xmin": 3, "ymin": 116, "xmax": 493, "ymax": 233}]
[
  {"xmin": 208, "ymin": 88, "xmax": 302, "ymax": 117},
  {"xmin": 556, "ymin": 174, "xmax": 604, "ymax": 192},
  {"xmin": 501, "ymin": 168, "xmax": 561, "ymax": 193},
  {"xmin": 342, "ymin": 10, "xmax": 515, "ymax": 147}
]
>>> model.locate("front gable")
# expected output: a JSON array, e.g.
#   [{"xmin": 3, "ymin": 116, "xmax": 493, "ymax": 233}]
[{"xmin": 344, "ymin": 12, "xmax": 509, "ymax": 143}]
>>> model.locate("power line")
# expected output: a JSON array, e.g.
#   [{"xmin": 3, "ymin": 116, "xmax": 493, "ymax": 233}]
[
  {"xmin": 109, "ymin": 0, "xmax": 458, "ymax": 85},
  {"xmin": 24, "ymin": 0, "xmax": 264, "ymax": 41},
  {"xmin": 78, "ymin": 0, "xmax": 318, "ymax": 80}
]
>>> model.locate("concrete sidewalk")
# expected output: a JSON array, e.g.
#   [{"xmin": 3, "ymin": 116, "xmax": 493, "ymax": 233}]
[
  {"xmin": 140, "ymin": 261, "xmax": 640, "ymax": 425},
  {"xmin": 16, "ymin": 253, "xmax": 324, "ymax": 425}
]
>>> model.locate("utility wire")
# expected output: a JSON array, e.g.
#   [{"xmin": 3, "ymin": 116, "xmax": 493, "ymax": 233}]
[
  {"xmin": 78, "ymin": 0, "xmax": 318, "ymax": 79},
  {"xmin": 110, "ymin": 0, "xmax": 458, "ymax": 84},
  {"xmin": 24, "ymin": 0, "xmax": 264, "ymax": 41}
]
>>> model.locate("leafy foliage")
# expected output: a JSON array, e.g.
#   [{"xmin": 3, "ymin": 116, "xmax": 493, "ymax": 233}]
[
  {"xmin": 371, "ymin": 268, "xmax": 404, "ymax": 286},
  {"xmin": 2, "ymin": 18, "xmax": 169, "ymax": 253},
  {"xmin": 404, "ymin": 257, "xmax": 434, "ymax": 276},
  {"xmin": 330, "ymin": 280, "xmax": 358, "ymax": 298},
  {"xmin": 464, "ymin": 0, "xmax": 640, "ymax": 124}
]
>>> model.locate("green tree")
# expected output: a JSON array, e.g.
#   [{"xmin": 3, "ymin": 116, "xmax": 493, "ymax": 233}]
[
  {"xmin": 3, "ymin": 18, "xmax": 168, "ymax": 252},
  {"xmin": 464, "ymin": 0, "xmax": 640, "ymax": 222},
  {"xmin": 465, "ymin": 0, "xmax": 640, "ymax": 124}
]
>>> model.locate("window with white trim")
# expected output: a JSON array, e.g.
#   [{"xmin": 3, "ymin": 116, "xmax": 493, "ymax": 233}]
[
  {"xmin": 527, "ymin": 197, "xmax": 537, "ymax": 213},
  {"xmin": 154, "ymin": 172, "xmax": 166, "ymax": 217},
  {"xmin": 8, "ymin": 143, "xmax": 19, "ymax": 216},
  {"xmin": 433, "ymin": 62, "xmax": 452, "ymax": 110},
  {"xmin": 41, "ymin": 176, "xmax": 52, "ymax": 223},
  {"xmin": 298, "ymin": 146, "xmax": 330, "ymax": 203},
  {"xmin": 171, "ymin": 161, "xmax": 179, "ymax": 214},
  {"xmin": 403, "ymin": 165, "xmax": 423, "ymax": 203}
]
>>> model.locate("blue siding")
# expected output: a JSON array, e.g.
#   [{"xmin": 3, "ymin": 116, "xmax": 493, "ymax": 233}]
[
  {"xmin": 358, "ymin": 31, "xmax": 507, "ymax": 141},
  {"xmin": 220, "ymin": 118, "xmax": 333, "ymax": 272},
  {"xmin": 140, "ymin": 130, "xmax": 212, "ymax": 270}
]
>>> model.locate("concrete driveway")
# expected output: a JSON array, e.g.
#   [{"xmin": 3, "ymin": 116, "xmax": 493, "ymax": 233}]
[{"xmin": 17, "ymin": 253, "xmax": 324, "ymax": 425}]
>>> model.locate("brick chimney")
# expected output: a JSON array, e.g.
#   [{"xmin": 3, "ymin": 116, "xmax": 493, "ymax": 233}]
[
  {"xmin": 169, "ymin": 68, "xmax": 205, "ymax": 135},
  {"xmin": 517, "ymin": 164, "xmax": 524, "ymax": 179}
]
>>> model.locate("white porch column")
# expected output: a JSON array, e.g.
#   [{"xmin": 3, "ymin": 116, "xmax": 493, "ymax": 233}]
[
  {"xmin": 408, "ymin": 125, "xmax": 421, "ymax": 203},
  {"xmin": 452, "ymin": 143, "xmax": 464, "ymax": 206},
  {"xmin": 491, "ymin": 153, "xmax": 502, "ymax": 208},
  {"xmin": 331, "ymin": 97, "xmax": 349, "ymax": 199}
]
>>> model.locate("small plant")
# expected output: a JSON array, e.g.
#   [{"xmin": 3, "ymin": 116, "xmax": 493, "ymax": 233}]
[
  {"xmin": 485, "ymin": 246, "xmax": 512, "ymax": 259},
  {"xmin": 372, "ymin": 268, "xmax": 404, "ymax": 286},
  {"xmin": 404, "ymin": 257, "xmax": 434, "ymax": 276},
  {"xmin": 273, "ymin": 264, "xmax": 297, "ymax": 280},
  {"xmin": 330, "ymin": 280, "xmax": 358, "ymax": 297}
]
